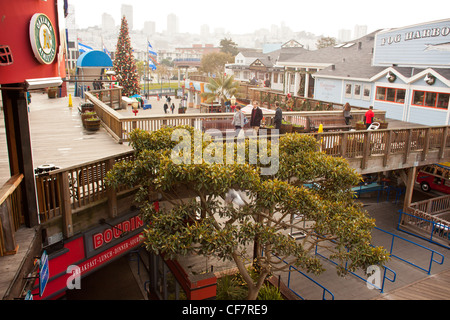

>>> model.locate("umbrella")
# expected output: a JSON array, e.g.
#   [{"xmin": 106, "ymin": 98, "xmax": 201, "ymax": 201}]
[{"xmin": 240, "ymin": 105, "xmax": 275, "ymax": 114}]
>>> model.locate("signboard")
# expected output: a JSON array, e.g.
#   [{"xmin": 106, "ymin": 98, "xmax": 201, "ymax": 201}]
[
  {"xmin": 373, "ymin": 19, "xmax": 450, "ymax": 68},
  {"xmin": 29, "ymin": 13, "xmax": 57, "ymax": 65},
  {"xmin": 83, "ymin": 210, "xmax": 144, "ymax": 259},
  {"xmin": 39, "ymin": 250, "xmax": 49, "ymax": 297}
]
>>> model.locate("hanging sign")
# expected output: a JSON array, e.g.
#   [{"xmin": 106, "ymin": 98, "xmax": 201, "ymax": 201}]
[
  {"xmin": 29, "ymin": 13, "xmax": 57, "ymax": 65},
  {"xmin": 39, "ymin": 250, "xmax": 50, "ymax": 297}
]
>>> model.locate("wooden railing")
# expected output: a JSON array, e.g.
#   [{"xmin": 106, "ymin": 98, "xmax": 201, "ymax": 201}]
[
  {"xmin": 402, "ymin": 195, "xmax": 450, "ymax": 247},
  {"xmin": 84, "ymin": 90, "xmax": 385, "ymax": 144},
  {"xmin": 0, "ymin": 174, "xmax": 24, "ymax": 256},
  {"xmin": 314, "ymin": 126, "xmax": 450, "ymax": 171},
  {"xmin": 35, "ymin": 151, "xmax": 135, "ymax": 237}
]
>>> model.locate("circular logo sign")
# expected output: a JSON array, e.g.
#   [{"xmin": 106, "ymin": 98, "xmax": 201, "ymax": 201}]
[{"xmin": 29, "ymin": 13, "xmax": 57, "ymax": 64}]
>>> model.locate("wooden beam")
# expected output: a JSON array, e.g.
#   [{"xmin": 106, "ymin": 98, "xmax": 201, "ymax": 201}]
[
  {"xmin": 403, "ymin": 167, "xmax": 417, "ymax": 212},
  {"xmin": 59, "ymin": 171, "xmax": 73, "ymax": 238}
]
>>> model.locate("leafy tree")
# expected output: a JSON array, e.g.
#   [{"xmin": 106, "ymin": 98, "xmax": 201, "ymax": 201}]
[
  {"xmin": 220, "ymin": 38, "xmax": 239, "ymax": 56},
  {"xmin": 201, "ymin": 74, "xmax": 240, "ymax": 106},
  {"xmin": 106, "ymin": 127, "xmax": 389, "ymax": 300},
  {"xmin": 114, "ymin": 17, "xmax": 140, "ymax": 96},
  {"xmin": 316, "ymin": 36, "xmax": 337, "ymax": 49},
  {"xmin": 200, "ymin": 52, "xmax": 234, "ymax": 75}
]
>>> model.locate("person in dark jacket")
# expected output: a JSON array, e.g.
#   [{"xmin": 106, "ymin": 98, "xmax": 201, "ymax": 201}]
[
  {"xmin": 250, "ymin": 100, "xmax": 263, "ymax": 134},
  {"xmin": 274, "ymin": 101, "xmax": 282, "ymax": 130}
]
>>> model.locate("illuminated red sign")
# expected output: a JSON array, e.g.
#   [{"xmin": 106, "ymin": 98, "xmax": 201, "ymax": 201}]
[{"xmin": 93, "ymin": 215, "xmax": 144, "ymax": 250}]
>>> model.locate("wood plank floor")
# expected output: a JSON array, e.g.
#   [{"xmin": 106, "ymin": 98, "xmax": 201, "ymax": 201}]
[{"xmin": 375, "ymin": 269, "xmax": 450, "ymax": 300}]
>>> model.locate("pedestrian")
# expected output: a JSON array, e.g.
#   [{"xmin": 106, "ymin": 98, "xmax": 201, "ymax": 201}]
[
  {"xmin": 170, "ymin": 103, "xmax": 175, "ymax": 114},
  {"xmin": 343, "ymin": 102, "xmax": 352, "ymax": 125},
  {"xmin": 364, "ymin": 106, "xmax": 375, "ymax": 129},
  {"xmin": 250, "ymin": 100, "xmax": 263, "ymax": 135},
  {"xmin": 164, "ymin": 103, "xmax": 168, "ymax": 114},
  {"xmin": 231, "ymin": 105, "xmax": 245, "ymax": 136},
  {"xmin": 225, "ymin": 100, "xmax": 231, "ymax": 112},
  {"xmin": 274, "ymin": 101, "xmax": 282, "ymax": 130}
]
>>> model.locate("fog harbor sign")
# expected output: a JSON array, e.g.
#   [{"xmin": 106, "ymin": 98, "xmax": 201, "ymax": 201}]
[
  {"xmin": 29, "ymin": 13, "xmax": 57, "ymax": 64},
  {"xmin": 373, "ymin": 19, "xmax": 450, "ymax": 67}
]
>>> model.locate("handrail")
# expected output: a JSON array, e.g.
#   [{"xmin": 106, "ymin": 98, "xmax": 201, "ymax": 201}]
[
  {"xmin": 0, "ymin": 174, "xmax": 24, "ymax": 205},
  {"xmin": 398, "ymin": 210, "xmax": 450, "ymax": 250},
  {"xmin": 314, "ymin": 242, "xmax": 396, "ymax": 293},
  {"xmin": 375, "ymin": 225, "xmax": 445, "ymax": 274},
  {"xmin": 268, "ymin": 252, "xmax": 334, "ymax": 300}
]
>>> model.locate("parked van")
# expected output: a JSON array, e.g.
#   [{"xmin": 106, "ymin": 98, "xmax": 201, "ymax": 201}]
[{"xmin": 416, "ymin": 163, "xmax": 450, "ymax": 194}]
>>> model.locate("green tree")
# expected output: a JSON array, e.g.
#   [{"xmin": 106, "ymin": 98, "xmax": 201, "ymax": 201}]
[
  {"xmin": 200, "ymin": 52, "xmax": 234, "ymax": 75},
  {"xmin": 106, "ymin": 127, "xmax": 389, "ymax": 300},
  {"xmin": 201, "ymin": 74, "xmax": 240, "ymax": 106},
  {"xmin": 220, "ymin": 38, "xmax": 239, "ymax": 56},
  {"xmin": 316, "ymin": 36, "xmax": 337, "ymax": 49},
  {"xmin": 114, "ymin": 16, "xmax": 140, "ymax": 96}
]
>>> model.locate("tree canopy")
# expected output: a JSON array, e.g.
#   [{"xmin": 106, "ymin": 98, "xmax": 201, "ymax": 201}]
[
  {"xmin": 200, "ymin": 52, "xmax": 234, "ymax": 75},
  {"xmin": 106, "ymin": 127, "xmax": 389, "ymax": 300},
  {"xmin": 201, "ymin": 74, "xmax": 240, "ymax": 106}
]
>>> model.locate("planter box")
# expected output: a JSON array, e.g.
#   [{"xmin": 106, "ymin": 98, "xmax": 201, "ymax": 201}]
[
  {"xmin": 355, "ymin": 123, "xmax": 366, "ymax": 130},
  {"xmin": 292, "ymin": 126, "xmax": 305, "ymax": 133},
  {"xmin": 379, "ymin": 122, "xmax": 388, "ymax": 129},
  {"xmin": 280, "ymin": 124, "xmax": 292, "ymax": 134},
  {"xmin": 84, "ymin": 118, "xmax": 101, "ymax": 131},
  {"xmin": 47, "ymin": 88, "xmax": 57, "ymax": 98}
]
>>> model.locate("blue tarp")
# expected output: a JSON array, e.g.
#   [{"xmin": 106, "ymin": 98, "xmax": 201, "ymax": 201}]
[{"xmin": 76, "ymin": 50, "xmax": 113, "ymax": 67}]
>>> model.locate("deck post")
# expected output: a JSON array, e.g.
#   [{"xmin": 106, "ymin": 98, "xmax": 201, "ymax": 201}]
[
  {"xmin": 402, "ymin": 166, "xmax": 417, "ymax": 212},
  {"xmin": 106, "ymin": 158, "xmax": 118, "ymax": 218},
  {"xmin": 59, "ymin": 171, "xmax": 73, "ymax": 238}
]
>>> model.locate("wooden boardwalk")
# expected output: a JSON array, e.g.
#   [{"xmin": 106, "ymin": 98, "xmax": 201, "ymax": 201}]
[{"xmin": 375, "ymin": 269, "xmax": 450, "ymax": 300}]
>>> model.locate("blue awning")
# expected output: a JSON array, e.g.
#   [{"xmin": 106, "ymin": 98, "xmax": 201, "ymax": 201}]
[{"xmin": 76, "ymin": 50, "xmax": 113, "ymax": 67}]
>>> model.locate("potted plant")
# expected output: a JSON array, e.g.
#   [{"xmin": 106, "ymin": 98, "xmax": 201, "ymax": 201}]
[
  {"xmin": 375, "ymin": 118, "xmax": 388, "ymax": 129},
  {"xmin": 280, "ymin": 120, "xmax": 293, "ymax": 134},
  {"xmin": 355, "ymin": 121, "xmax": 366, "ymax": 130},
  {"xmin": 260, "ymin": 124, "xmax": 275, "ymax": 135},
  {"xmin": 292, "ymin": 124, "xmax": 305, "ymax": 133},
  {"xmin": 84, "ymin": 116, "xmax": 101, "ymax": 131},
  {"xmin": 47, "ymin": 87, "xmax": 58, "ymax": 98},
  {"xmin": 81, "ymin": 111, "xmax": 97, "ymax": 127},
  {"xmin": 80, "ymin": 102, "xmax": 94, "ymax": 113}
]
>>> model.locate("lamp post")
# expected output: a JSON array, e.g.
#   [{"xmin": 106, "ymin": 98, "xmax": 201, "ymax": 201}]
[{"xmin": 231, "ymin": 95, "xmax": 236, "ymax": 106}]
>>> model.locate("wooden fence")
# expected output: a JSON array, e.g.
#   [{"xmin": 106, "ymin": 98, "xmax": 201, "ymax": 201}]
[{"xmin": 0, "ymin": 174, "xmax": 24, "ymax": 256}]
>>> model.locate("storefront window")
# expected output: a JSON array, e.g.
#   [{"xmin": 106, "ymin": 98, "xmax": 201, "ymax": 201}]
[
  {"xmin": 413, "ymin": 91, "xmax": 449, "ymax": 109},
  {"xmin": 376, "ymin": 87, "xmax": 406, "ymax": 103},
  {"xmin": 375, "ymin": 87, "xmax": 386, "ymax": 100}
]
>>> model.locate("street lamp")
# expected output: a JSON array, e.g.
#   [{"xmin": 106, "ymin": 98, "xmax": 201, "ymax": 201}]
[{"xmin": 231, "ymin": 95, "xmax": 236, "ymax": 106}]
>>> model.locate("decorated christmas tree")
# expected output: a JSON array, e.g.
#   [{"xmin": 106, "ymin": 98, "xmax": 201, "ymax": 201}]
[{"xmin": 114, "ymin": 16, "xmax": 140, "ymax": 96}]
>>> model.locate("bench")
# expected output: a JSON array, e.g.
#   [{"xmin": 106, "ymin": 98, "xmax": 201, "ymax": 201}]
[{"xmin": 307, "ymin": 116, "xmax": 352, "ymax": 132}]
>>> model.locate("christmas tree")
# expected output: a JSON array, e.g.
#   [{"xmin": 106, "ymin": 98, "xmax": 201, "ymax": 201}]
[{"xmin": 114, "ymin": 16, "xmax": 140, "ymax": 96}]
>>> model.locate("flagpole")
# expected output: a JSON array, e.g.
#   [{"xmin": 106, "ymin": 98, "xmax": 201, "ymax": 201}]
[{"xmin": 146, "ymin": 38, "xmax": 149, "ymax": 98}]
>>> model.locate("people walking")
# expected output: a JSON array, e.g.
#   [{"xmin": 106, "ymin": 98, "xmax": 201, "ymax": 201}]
[
  {"xmin": 170, "ymin": 103, "xmax": 175, "ymax": 114},
  {"xmin": 231, "ymin": 105, "xmax": 245, "ymax": 136},
  {"xmin": 343, "ymin": 103, "xmax": 352, "ymax": 125},
  {"xmin": 163, "ymin": 103, "xmax": 168, "ymax": 114}
]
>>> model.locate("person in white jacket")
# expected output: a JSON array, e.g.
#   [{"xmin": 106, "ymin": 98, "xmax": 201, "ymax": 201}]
[{"xmin": 231, "ymin": 105, "xmax": 246, "ymax": 135}]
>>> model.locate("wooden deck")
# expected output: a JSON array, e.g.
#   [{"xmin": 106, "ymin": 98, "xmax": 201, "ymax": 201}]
[{"xmin": 375, "ymin": 269, "xmax": 450, "ymax": 300}]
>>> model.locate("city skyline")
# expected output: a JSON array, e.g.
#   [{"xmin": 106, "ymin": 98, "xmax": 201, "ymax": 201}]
[{"xmin": 71, "ymin": 0, "xmax": 449, "ymax": 38}]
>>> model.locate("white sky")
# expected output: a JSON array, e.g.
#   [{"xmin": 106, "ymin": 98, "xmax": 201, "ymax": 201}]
[{"xmin": 71, "ymin": 0, "xmax": 449, "ymax": 37}]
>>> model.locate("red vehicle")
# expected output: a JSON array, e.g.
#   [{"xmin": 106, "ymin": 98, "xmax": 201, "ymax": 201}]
[{"xmin": 416, "ymin": 163, "xmax": 450, "ymax": 194}]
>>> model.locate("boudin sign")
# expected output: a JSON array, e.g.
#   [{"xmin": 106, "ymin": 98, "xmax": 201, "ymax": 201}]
[{"xmin": 29, "ymin": 13, "xmax": 57, "ymax": 64}]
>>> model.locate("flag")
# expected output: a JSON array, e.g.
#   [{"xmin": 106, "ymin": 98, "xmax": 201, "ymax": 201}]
[
  {"xmin": 103, "ymin": 44, "xmax": 111, "ymax": 57},
  {"xmin": 79, "ymin": 42, "xmax": 93, "ymax": 53},
  {"xmin": 148, "ymin": 41, "xmax": 157, "ymax": 56},
  {"xmin": 148, "ymin": 55, "xmax": 159, "ymax": 65},
  {"xmin": 148, "ymin": 60, "xmax": 156, "ymax": 70}
]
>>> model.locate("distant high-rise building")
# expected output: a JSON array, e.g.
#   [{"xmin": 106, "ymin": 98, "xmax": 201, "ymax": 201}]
[
  {"xmin": 338, "ymin": 29, "xmax": 352, "ymax": 42},
  {"xmin": 354, "ymin": 25, "xmax": 368, "ymax": 39},
  {"xmin": 121, "ymin": 4, "xmax": 133, "ymax": 30},
  {"xmin": 144, "ymin": 21, "xmax": 156, "ymax": 35},
  {"xmin": 200, "ymin": 24, "xmax": 210, "ymax": 37},
  {"xmin": 102, "ymin": 13, "xmax": 115, "ymax": 31},
  {"xmin": 167, "ymin": 13, "xmax": 179, "ymax": 35}
]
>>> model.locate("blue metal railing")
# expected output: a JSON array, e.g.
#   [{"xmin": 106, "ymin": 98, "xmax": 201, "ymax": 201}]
[
  {"xmin": 375, "ymin": 226, "xmax": 445, "ymax": 275},
  {"xmin": 397, "ymin": 210, "xmax": 450, "ymax": 250},
  {"xmin": 264, "ymin": 251, "xmax": 334, "ymax": 300},
  {"xmin": 314, "ymin": 244, "xmax": 396, "ymax": 293}
]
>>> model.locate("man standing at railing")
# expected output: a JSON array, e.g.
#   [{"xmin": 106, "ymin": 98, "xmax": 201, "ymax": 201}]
[
  {"xmin": 250, "ymin": 100, "xmax": 263, "ymax": 135},
  {"xmin": 274, "ymin": 101, "xmax": 282, "ymax": 130},
  {"xmin": 364, "ymin": 106, "xmax": 374, "ymax": 129}
]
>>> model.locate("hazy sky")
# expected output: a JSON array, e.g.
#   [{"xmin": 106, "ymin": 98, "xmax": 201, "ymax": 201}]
[{"xmin": 71, "ymin": 0, "xmax": 449, "ymax": 37}]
